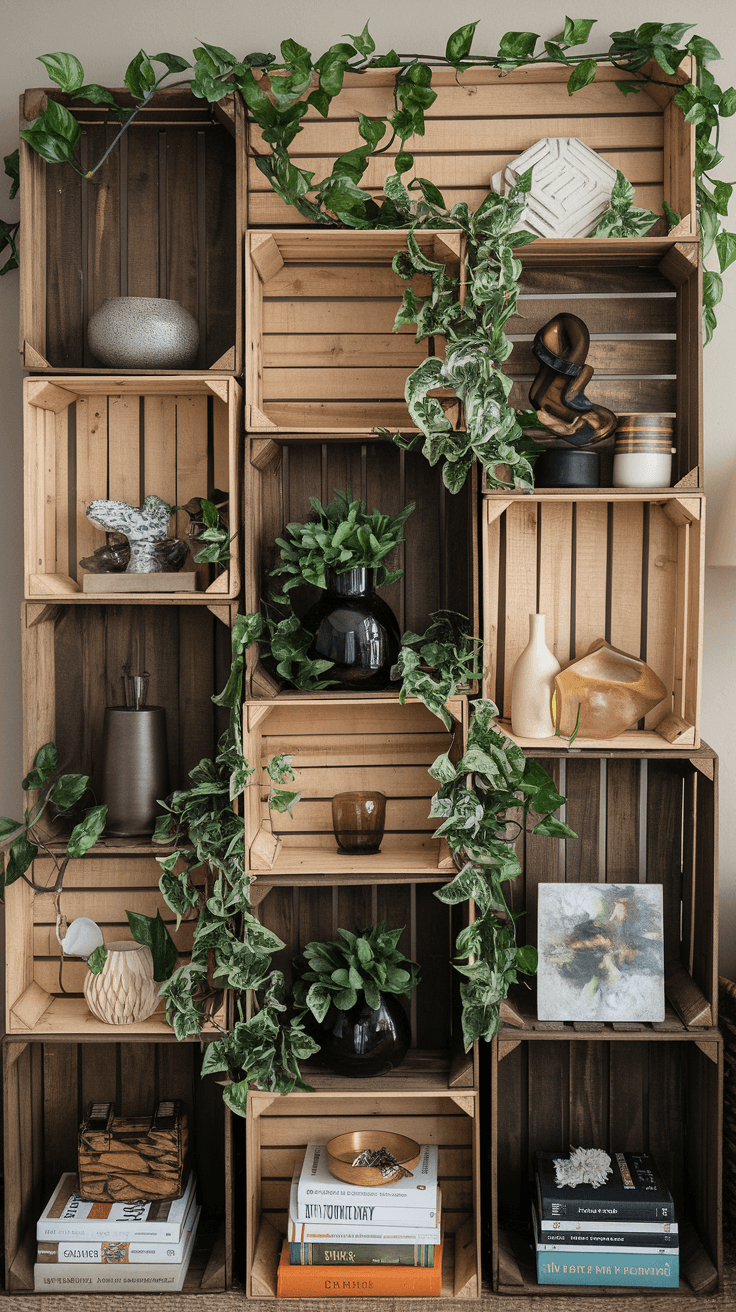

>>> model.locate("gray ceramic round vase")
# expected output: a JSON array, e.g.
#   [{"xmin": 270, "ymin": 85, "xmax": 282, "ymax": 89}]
[{"xmin": 87, "ymin": 297, "xmax": 199, "ymax": 369}]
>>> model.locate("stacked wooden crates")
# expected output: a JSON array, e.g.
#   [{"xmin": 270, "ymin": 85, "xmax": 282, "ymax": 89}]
[
  {"xmin": 6, "ymin": 86, "xmax": 246, "ymax": 1293},
  {"xmin": 7, "ymin": 54, "xmax": 722, "ymax": 1304}
]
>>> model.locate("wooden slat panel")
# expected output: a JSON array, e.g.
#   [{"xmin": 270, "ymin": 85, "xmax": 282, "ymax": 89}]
[
  {"xmin": 565, "ymin": 759, "xmax": 602, "ymax": 881},
  {"xmin": 524, "ymin": 760, "xmax": 562, "ymax": 949},
  {"xmin": 609, "ymin": 1043, "xmax": 647, "ymax": 1149},
  {"xmin": 606, "ymin": 760, "xmax": 640, "ymax": 880},
  {"xmin": 174, "ymin": 395, "xmax": 210, "ymax": 588},
  {"xmin": 86, "ymin": 124, "xmax": 121, "ymax": 360},
  {"xmin": 644, "ymin": 504, "xmax": 678, "ymax": 728},
  {"xmin": 537, "ymin": 501, "xmax": 572, "ymax": 669},
  {"xmin": 107, "ymin": 393, "xmax": 141, "ymax": 507},
  {"xmin": 610, "ymin": 502, "xmax": 644, "ymax": 657},
  {"xmin": 74, "ymin": 395, "xmax": 108, "ymax": 569},
  {"xmin": 573, "ymin": 502, "xmax": 608, "ymax": 659},
  {"xmin": 251, "ymin": 115, "xmax": 664, "ymax": 158},
  {"xmin": 647, "ymin": 760, "xmax": 683, "ymax": 976},
  {"xmin": 503, "ymin": 502, "xmax": 538, "ymax": 718},
  {"xmin": 126, "ymin": 128, "xmax": 159, "ymax": 298},
  {"xmin": 569, "ymin": 1043, "xmax": 609, "ymax": 1146}
]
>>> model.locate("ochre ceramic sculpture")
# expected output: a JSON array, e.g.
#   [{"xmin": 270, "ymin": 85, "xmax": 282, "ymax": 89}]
[{"xmin": 553, "ymin": 639, "xmax": 667, "ymax": 739}]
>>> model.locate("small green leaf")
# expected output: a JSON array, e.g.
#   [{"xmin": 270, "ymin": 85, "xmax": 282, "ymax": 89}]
[
  {"xmin": 65, "ymin": 804, "xmax": 106, "ymax": 859},
  {"xmin": 126, "ymin": 908, "xmax": 178, "ymax": 981},
  {"xmin": 37, "ymin": 52, "xmax": 85, "ymax": 94},
  {"xmin": 566, "ymin": 58, "xmax": 597, "ymax": 94},
  {"xmin": 4, "ymin": 150, "xmax": 20, "ymax": 200},
  {"xmin": 150, "ymin": 52, "xmax": 191, "ymax": 74},
  {"xmin": 4, "ymin": 834, "xmax": 38, "ymax": 887},
  {"xmin": 50, "ymin": 773, "xmax": 87, "ymax": 810},
  {"xmin": 88, "ymin": 945, "xmax": 107, "ymax": 974},
  {"xmin": 498, "ymin": 31, "xmax": 539, "ymax": 61},
  {"xmin": 446, "ymin": 22, "xmax": 479, "ymax": 64},
  {"xmin": 125, "ymin": 50, "xmax": 156, "ymax": 101},
  {"xmin": 716, "ymin": 230, "xmax": 736, "ymax": 272}
]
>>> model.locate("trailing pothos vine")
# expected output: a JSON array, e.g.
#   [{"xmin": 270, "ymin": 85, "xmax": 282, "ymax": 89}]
[
  {"xmin": 4, "ymin": 19, "xmax": 734, "ymax": 342},
  {"xmin": 428, "ymin": 699, "xmax": 577, "ymax": 1047},
  {"xmin": 150, "ymin": 614, "xmax": 319, "ymax": 1114}
]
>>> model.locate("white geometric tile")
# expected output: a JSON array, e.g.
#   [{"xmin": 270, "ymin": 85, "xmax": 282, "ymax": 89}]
[{"xmin": 491, "ymin": 137, "xmax": 618, "ymax": 239}]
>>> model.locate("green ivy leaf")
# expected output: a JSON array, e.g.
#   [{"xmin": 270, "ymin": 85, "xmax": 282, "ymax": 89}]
[
  {"xmin": 555, "ymin": 18, "xmax": 596, "ymax": 49},
  {"xmin": 125, "ymin": 50, "xmax": 157, "ymax": 101},
  {"xmin": 716, "ymin": 230, "xmax": 736, "ymax": 272},
  {"xmin": 50, "ymin": 773, "xmax": 87, "ymax": 810},
  {"xmin": 65, "ymin": 804, "xmax": 107, "ymax": 858},
  {"xmin": 345, "ymin": 24, "xmax": 376, "ymax": 59},
  {"xmin": 150, "ymin": 52, "xmax": 191, "ymax": 74},
  {"xmin": 127, "ymin": 908, "xmax": 178, "ymax": 981},
  {"xmin": 37, "ymin": 52, "xmax": 85, "ymax": 94},
  {"xmin": 566, "ymin": 58, "xmax": 597, "ymax": 94},
  {"xmin": 4, "ymin": 834, "xmax": 38, "ymax": 888},
  {"xmin": 446, "ymin": 22, "xmax": 479, "ymax": 64},
  {"xmin": 498, "ymin": 31, "xmax": 539, "ymax": 61},
  {"xmin": 4, "ymin": 150, "xmax": 19, "ymax": 200},
  {"xmin": 88, "ymin": 945, "xmax": 107, "ymax": 974}
]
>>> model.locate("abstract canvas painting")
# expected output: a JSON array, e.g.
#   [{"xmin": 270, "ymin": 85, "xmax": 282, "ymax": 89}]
[{"xmin": 537, "ymin": 883, "xmax": 665, "ymax": 1022}]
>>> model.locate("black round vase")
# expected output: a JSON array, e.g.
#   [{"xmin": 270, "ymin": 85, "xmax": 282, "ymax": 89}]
[
  {"xmin": 303, "ymin": 567, "xmax": 400, "ymax": 691},
  {"xmin": 535, "ymin": 448, "xmax": 600, "ymax": 488},
  {"xmin": 317, "ymin": 993, "xmax": 411, "ymax": 1078}
]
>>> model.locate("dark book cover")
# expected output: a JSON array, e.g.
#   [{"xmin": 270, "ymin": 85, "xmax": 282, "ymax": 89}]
[
  {"xmin": 289, "ymin": 1242, "xmax": 435, "ymax": 1267},
  {"xmin": 536, "ymin": 1152, "xmax": 675, "ymax": 1222}
]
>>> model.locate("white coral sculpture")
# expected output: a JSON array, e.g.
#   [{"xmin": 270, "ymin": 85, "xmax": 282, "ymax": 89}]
[{"xmin": 553, "ymin": 1146, "xmax": 613, "ymax": 1189}]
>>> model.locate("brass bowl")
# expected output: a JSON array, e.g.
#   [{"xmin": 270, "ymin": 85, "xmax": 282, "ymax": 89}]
[{"xmin": 325, "ymin": 1132, "xmax": 421, "ymax": 1187}]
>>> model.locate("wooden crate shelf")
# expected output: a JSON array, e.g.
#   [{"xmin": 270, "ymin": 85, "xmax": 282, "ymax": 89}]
[
  {"xmin": 246, "ymin": 437, "xmax": 478, "ymax": 700},
  {"xmin": 484, "ymin": 493, "xmax": 704, "ymax": 750},
  {"xmin": 24, "ymin": 376, "xmax": 242, "ymax": 603},
  {"xmin": 20, "ymin": 87, "xmax": 244, "ymax": 374},
  {"xmin": 245, "ymin": 229, "xmax": 461, "ymax": 433},
  {"xmin": 244, "ymin": 696, "xmax": 467, "ymax": 877},
  {"xmin": 496, "ymin": 236, "xmax": 701, "ymax": 489},
  {"xmin": 498, "ymin": 748, "xmax": 718, "ymax": 1029},
  {"xmin": 252, "ymin": 880, "xmax": 475, "ymax": 1091},
  {"xmin": 490, "ymin": 1036, "xmax": 722, "ymax": 1295},
  {"xmin": 4, "ymin": 853, "xmax": 225, "ymax": 1039},
  {"xmin": 246, "ymin": 62, "xmax": 695, "ymax": 231},
  {"xmin": 244, "ymin": 1089, "xmax": 480, "ymax": 1298},
  {"xmin": 23, "ymin": 602, "xmax": 234, "ymax": 813},
  {"xmin": 3, "ymin": 1039, "xmax": 232, "ymax": 1292}
]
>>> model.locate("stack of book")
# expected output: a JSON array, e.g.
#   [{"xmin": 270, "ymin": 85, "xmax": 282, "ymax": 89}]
[
  {"xmin": 533, "ymin": 1151, "xmax": 678, "ymax": 1289},
  {"xmin": 34, "ymin": 1171, "xmax": 200, "ymax": 1292},
  {"xmin": 278, "ymin": 1141, "xmax": 443, "ymax": 1297}
]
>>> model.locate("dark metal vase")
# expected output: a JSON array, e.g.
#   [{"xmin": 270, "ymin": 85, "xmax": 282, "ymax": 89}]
[
  {"xmin": 303, "ymin": 567, "xmax": 401, "ymax": 691},
  {"xmin": 100, "ymin": 707, "xmax": 170, "ymax": 837},
  {"xmin": 316, "ymin": 992, "xmax": 411, "ymax": 1078}
]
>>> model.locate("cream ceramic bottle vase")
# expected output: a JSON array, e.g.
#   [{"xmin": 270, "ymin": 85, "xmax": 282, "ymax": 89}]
[{"xmin": 510, "ymin": 614, "xmax": 560, "ymax": 738}]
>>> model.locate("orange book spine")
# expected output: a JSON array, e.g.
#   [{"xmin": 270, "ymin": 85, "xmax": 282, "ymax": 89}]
[{"xmin": 276, "ymin": 1240, "xmax": 443, "ymax": 1297}]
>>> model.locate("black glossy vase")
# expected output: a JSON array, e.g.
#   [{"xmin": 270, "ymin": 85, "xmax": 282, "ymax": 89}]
[
  {"xmin": 303, "ymin": 567, "xmax": 401, "ymax": 691},
  {"xmin": 317, "ymin": 993, "xmax": 411, "ymax": 1078}
]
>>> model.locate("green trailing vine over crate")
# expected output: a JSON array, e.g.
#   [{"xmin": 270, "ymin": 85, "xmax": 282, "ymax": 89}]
[
  {"xmin": 3, "ymin": 18, "xmax": 735, "ymax": 343},
  {"xmin": 428, "ymin": 699, "xmax": 577, "ymax": 1046}
]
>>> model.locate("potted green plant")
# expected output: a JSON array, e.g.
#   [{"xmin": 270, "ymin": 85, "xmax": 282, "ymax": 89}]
[
  {"xmin": 270, "ymin": 488, "xmax": 415, "ymax": 690},
  {"xmin": 293, "ymin": 922, "xmax": 420, "ymax": 1078},
  {"xmin": 428, "ymin": 700, "xmax": 577, "ymax": 1047}
]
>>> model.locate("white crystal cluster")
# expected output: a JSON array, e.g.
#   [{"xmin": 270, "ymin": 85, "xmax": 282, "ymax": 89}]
[{"xmin": 553, "ymin": 1147, "xmax": 613, "ymax": 1189}]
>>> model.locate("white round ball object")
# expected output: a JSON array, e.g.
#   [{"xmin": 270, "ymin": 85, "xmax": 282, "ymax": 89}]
[{"xmin": 62, "ymin": 916, "xmax": 104, "ymax": 958}]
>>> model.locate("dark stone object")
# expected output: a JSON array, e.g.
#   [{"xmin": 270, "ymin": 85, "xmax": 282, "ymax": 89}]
[
  {"xmin": 303, "ymin": 567, "xmax": 401, "ymax": 691},
  {"xmin": 99, "ymin": 706, "xmax": 170, "ymax": 837},
  {"xmin": 316, "ymin": 992, "xmax": 412, "ymax": 1078}
]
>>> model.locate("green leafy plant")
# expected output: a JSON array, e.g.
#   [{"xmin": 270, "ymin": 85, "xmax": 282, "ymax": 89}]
[
  {"xmin": 386, "ymin": 187, "xmax": 542, "ymax": 493},
  {"xmin": 397, "ymin": 610, "xmax": 482, "ymax": 729},
  {"xmin": 293, "ymin": 922, "xmax": 421, "ymax": 1022},
  {"xmin": 592, "ymin": 170, "xmax": 660, "ymax": 237},
  {"xmin": 270, "ymin": 488, "xmax": 414, "ymax": 598},
  {"xmin": 240, "ymin": 609, "xmax": 338, "ymax": 692},
  {"xmin": 190, "ymin": 498, "xmax": 235, "ymax": 567},
  {"xmin": 428, "ymin": 699, "xmax": 577, "ymax": 1047},
  {"xmin": 0, "ymin": 742, "xmax": 106, "ymax": 899}
]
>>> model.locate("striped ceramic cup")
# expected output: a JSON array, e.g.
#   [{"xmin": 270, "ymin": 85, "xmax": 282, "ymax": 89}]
[{"xmin": 613, "ymin": 414, "xmax": 675, "ymax": 488}]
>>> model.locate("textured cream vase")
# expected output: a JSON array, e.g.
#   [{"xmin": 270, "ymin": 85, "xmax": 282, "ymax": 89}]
[
  {"xmin": 84, "ymin": 941, "xmax": 161, "ymax": 1025},
  {"xmin": 510, "ymin": 614, "xmax": 561, "ymax": 739}
]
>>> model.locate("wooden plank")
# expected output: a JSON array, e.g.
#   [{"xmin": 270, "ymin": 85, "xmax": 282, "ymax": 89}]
[
  {"xmin": 74, "ymin": 394, "xmax": 108, "ymax": 571},
  {"xmin": 565, "ymin": 759, "xmax": 601, "ymax": 882},
  {"xmin": 645, "ymin": 503, "xmax": 679, "ymax": 729},
  {"xmin": 606, "ymin": 759, "xmax": 640, "ymax": 880},
  {"xmin": 503, "ymin": 502, "xmax": 538, "ymax": 718},
  {"xmin": 609, "ymin": 501, "xmax": 644, "ymax": 657},
  {"xmin": 573, "ymin": 502, "xmax": 608, "ymax": 659},
  {"xmin": 537, "ymin": 501, "xmax": 572, "ymax": 669}
]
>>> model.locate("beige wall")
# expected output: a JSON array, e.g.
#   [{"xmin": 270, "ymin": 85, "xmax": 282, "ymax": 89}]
[{"xmin": 1, "ymin": 0, "xmax": 735, "ymax": 969}]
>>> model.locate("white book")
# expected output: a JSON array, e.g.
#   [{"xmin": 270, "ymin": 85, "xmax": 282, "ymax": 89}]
[
  {"xmin": 34, "ymin": 1210, "xmax": 199, "ymax": 1292},
  {"xmin": 36, "ymin": 1195, "xmax": 197, "ymax": 1264},
  {"xmin": 298, "ymin": 1142, "xmax": 438, "ymax": 1212},
  {"xmin": 37, "ymin": 1172, "xmax": 196, "ymax": 1243},
  {"xmin": 288, "ymin": 1173, "xmax": 442, "ymax": 1245},
  {"xmin": 538, "ymin": 1216, "xmax": 679, "ymax": 1235}
]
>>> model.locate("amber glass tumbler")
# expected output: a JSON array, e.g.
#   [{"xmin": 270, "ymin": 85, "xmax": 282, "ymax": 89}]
[{"xmin": 332, "ymin": 791, "xmax": 386, "ymax": 855}]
